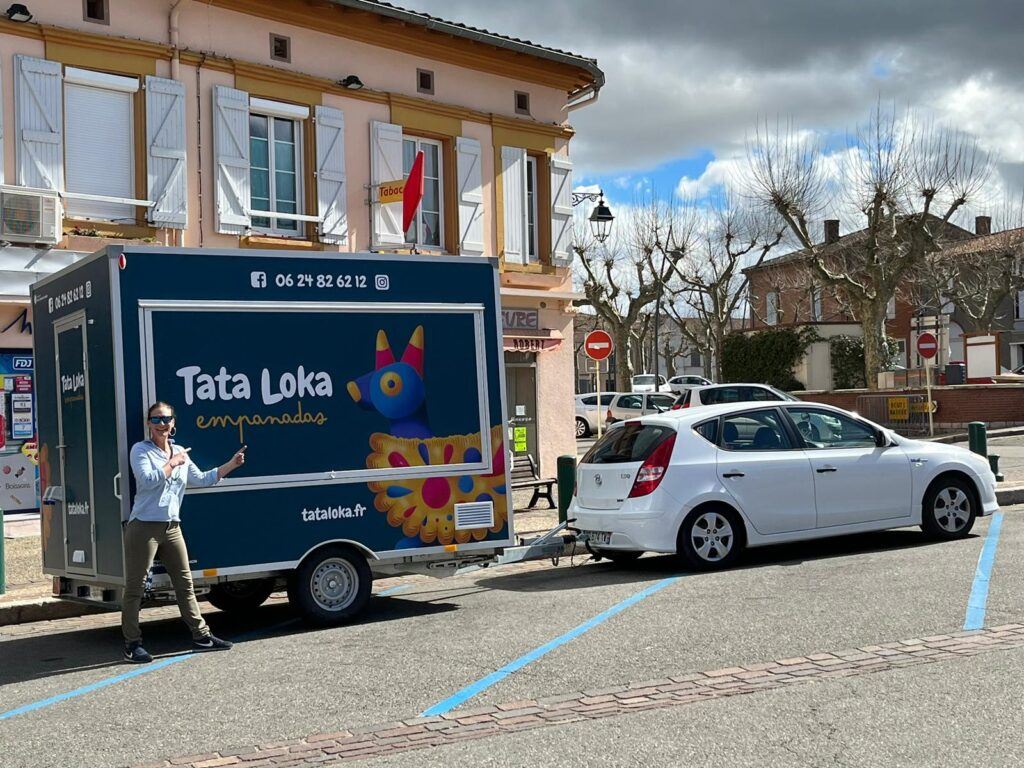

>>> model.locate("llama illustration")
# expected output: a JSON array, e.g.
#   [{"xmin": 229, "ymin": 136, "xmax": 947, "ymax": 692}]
[{"xmin": 347, "ymin": 326, "xmax": 507, "ymax": 547}]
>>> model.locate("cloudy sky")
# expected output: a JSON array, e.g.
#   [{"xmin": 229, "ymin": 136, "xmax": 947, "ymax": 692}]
[{"xmin": 406, "ymin": 0, "xmax": 1024, "ymax": 217}]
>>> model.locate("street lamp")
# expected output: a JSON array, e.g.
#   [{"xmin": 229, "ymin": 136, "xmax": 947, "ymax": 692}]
[{"xmin": 572, "ymin": 189, "xmax": 615, "ymax": 243}]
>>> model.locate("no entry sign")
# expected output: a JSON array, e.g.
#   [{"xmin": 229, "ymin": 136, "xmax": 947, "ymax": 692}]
[
  {"xmin": 917, "ymin": 332, "xmax": 938, "ymax": 360},
  {"xmin": 584, "ymin": 329, "xmax": 613, "ymax": 361}
]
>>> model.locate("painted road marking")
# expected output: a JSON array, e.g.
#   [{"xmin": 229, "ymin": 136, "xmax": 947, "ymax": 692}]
[
  {"xmin": 964, "ymin": 512, "xmax": 1004, "ymax": 630},
  {"xmin": 377, "ymin": 584, "xmax": 411, "ymax": 596},
  {"xmin": 421, "ymin": 577, "xmax": 680, "ymax": 716}
]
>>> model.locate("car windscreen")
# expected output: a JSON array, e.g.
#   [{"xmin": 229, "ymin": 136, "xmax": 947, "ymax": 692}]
[{"xmin": 581, "ymin": 423, "xmax": 675, "ymax": 465}]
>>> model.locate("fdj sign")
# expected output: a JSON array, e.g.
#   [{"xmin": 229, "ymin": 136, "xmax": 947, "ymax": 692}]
[{"xmin": 887, "ymin": 396, "xmax": 910, "ymax": 421}]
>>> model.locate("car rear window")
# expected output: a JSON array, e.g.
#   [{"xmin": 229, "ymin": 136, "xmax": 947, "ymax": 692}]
[
  {"xmin": 634, "ymin": 375, "xmax": 656, "ymax": 385},
  {"xmin": 582, "ymin": 423, "xmax": 675, "ymax": 465}
]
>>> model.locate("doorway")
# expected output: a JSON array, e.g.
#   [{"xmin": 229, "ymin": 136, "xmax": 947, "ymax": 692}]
[{"xmin": 505, "ymin": 352, "xmax": 538, "ymax": 463}]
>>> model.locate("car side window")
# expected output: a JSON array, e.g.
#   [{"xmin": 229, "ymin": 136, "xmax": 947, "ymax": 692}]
[
  {"xmin": 599, "ymin": 394, "xmax": 615, "ymax": 406},
  {"xmin": 788, "ymin": 407, "xmax": 876, "ymax": 449},
  {"xmin": 618, "ymin": 394, "xmax": 644, "ymax": 410},
  {"xmin": 719, "ymin": 409, "xmax": 792, "ymax": 451},
  {"xmin": 748, "ymin": 387, "xmax": 781, "ymax": 402},
  {"xmin": 580, "ymin": 395, "xmax": 596, "ymax": 406},
  {"xmin": 647, "ymin": 394, "xmax": 675, "ymax": 411},
  {"xmin": 693, "ymin": 419, "xmax": 717, "ymax": 444}
]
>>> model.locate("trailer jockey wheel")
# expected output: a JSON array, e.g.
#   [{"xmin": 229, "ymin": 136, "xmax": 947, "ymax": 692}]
[
  {"xmin": 289, "ymin": 545, "xmax": 372, "ymax": 625},
  {"xmin": 207, "ymin": 578, "xmax": 275, "ymax": 614}
]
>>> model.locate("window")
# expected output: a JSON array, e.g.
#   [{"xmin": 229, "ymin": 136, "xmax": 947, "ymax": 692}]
[
  {"xmin": 526, "ymin": 156, "xmax": 539, "ymax": 259},
  {"xmin": 787, "ymin": 407, "xmax": 877, "ymax": 449},
  {"xmin": 688, "ymin": 351, "xmax": 702, "ymax": 368},
  {"xmin": 647, "ymin": 394, "xmax": 675, "ymax": 411},
  {"xmin": 403, "ymin": 137, "xmax": 443, "ymax": 248},
  {"xmin": 582, "ymin": 423, "xmax": 675, "ymax": 465},
  {"xmin": 634, "ymin": 375, "xmax": 657, "ymax": 386},
  {"xmin": 1016, "ymin": 290, "xmax": 1024, "ymax": 320},
  {"xmin": 747, "ymin": 387, "xmax": 783, "ymax": 402},
  {"xmin": 270, "ymin": 34, "xmax": 291, "ymax": 63},
  {"xmin": 515, "ymin": 91, "xmax": 530, "ymax": 116},
  {"xmin": 694, "ymin": 420, "xmax": 718, "ymax": 444},
  {"xmin": 766, "ymin": 291, "xmax": 779, "ymax": 325},
  {"xmin": 249, "ymin": 112, "xmax": 302, "ymax": 235},
  {"xmin": 720, "ymin": 409, "xmax": 792, "ymax": 451},
  {"xmin": 417, "ymin": 69, "xmax": 434, "ymax": 95},
  {"xmin": 580, "ymin": 395, "xmax": 597, "ymax": 406},
  {"xmin": 616, "ymin": 394, "xmax": 644, "ymax": 410},
  {"xmin": 810, "ymin": 286, "xmax": 822, "ymax": 321},
  {"xmin": 701, "ymin": 387, "xmax": 741, "ymax": 405},
  {"xmin": 598, "ymin": 393, "xmax": 615, "ymax": 406},
  {"xmin": 887, "ymin": 296, "xmax": 896, "ymax": 319},
  {"xmin": 63, "ymin": 68, "xmax": 138, "ymax": 223},
  {"xmin": 83, "ymin": 0, "xmax": 108, "ymax": 23}
]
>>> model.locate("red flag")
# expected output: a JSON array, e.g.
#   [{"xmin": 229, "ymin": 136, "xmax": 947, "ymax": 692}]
[{"xmin": 403, "ymin": 150, "xmax": 425, "ymax": 234}]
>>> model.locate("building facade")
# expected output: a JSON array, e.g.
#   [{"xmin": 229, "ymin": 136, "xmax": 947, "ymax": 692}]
[{"xmin": 0, "ymin": 0, "xmax": 603, "ymax": 504}]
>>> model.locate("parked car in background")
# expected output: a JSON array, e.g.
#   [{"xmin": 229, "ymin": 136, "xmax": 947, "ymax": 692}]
[
  {"xmin": 667, "ymin": 375, "xmax": 713, "ymax": 394},
  {"xmin": 571, "ymin": 401, "xmax": 997, "ymax": 568},
  {"xmin": 631, "ymin": 374, "xmax": 671, "ymax": 393},
  {"xmin": 672, "ymin": 383, "xmax": 798, "ymax": 409},
  {"xmin": 606, "ymin": 392, "xmax": 676, "ymax": 424},
  {"xmin": 575, "ymin": 392, "xmax": 618, "ymax": 437}
]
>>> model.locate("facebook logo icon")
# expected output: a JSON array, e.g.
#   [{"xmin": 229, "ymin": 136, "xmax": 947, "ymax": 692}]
[{"xmin": 250, "ymin": 271, "xmax": 267, "ymax": 289}]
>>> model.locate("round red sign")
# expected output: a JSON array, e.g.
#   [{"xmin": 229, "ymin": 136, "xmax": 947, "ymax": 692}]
[
  {"xmin": 584, "ymin": 329, "xmax": 614, "ymax": 361},
  {"xmin": 917, "ymin": 332, "xmax": 938, "ymax": 360}
]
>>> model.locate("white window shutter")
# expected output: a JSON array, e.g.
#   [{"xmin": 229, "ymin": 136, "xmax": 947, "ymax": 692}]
[
  {"xmin": 456, "ymin": 137, "xmax": 484, "ymax": 256},
  {"xmin": 145, "ymin": 76, "xmax": 187, "ymax": 229},
  {"xmin": 550, "ymin": 156, "xmax": 573, "ymax": 267},
  {"xmin": 0, "ymin": 60, "xmax": 4, "ymax": 185},
  {"xmin": 212, "ymin": 85, "xmax": 250, "ymax": 234},
  {"xmin": 370, "ymin": 120, "xmax": 404, "ymax": 247},
  {"xmin": 315, "ymin": 105, "xmax": 347, "ymax": 245},
  {"xmin": 501, "ymin": 146, "xmax": 527, "ymax": 264},
  {"xmin": 14, "ymin": 55, "xmax": 63, "ymax": 191}
]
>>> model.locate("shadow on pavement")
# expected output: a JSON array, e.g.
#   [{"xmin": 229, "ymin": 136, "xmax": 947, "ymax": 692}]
[
  {"xmin": 475, "ymin": 528, "xmax": 977, "ymax": 593},
  {"xmin": 0, "ymin": 593, "xmax": 453, "ymax": 689}
]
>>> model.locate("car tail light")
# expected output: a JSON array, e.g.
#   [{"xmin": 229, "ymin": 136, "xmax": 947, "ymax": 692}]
[
  {"xmin": 606, "ymin": 409, "xmax": 613, "ymax": 423},
  {"xmin": 670, "ymin": 402, "xmax": 688, "ymax": 410},
  {"xmin": 628, "ymin": 433, "xmax": 676, "ymax": 497}
]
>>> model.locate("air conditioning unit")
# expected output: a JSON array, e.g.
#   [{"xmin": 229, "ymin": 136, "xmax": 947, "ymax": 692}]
[{"xmin": 0, "ymin": 185, "xmax": 61, "ymax": 246}]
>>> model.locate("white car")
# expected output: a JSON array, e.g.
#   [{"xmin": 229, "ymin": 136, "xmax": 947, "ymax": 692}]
[
  {"xmin": 667, "ymin": 375, "xmax": 712, "ymax": 394},
  {"xmin": 571, "ymin": 401, "xmax": 998, "ymax": 569},
  {"xmin": 575, "ymin": 392, "xmax": 617, "ymax": 438},
  {"xmin": 671, "ymin": 383, "xmax": 797, "ymax": 409},
  {"xmin": 631, "ymin": 374, "xmax": 670, "ymax": 393}
]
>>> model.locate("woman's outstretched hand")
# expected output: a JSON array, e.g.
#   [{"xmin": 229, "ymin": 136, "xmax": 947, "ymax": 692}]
[{"xmin": 218, "ymin": 445, "xmax": 247, "ymax": 479}]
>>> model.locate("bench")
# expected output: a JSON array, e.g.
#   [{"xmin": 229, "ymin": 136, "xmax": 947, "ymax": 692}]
[{"xmin": 510, "ymin": 453, "xmax": 556, "ymax": 509}]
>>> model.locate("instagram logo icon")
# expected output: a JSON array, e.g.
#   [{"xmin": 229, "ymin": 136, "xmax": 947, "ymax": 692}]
[{"xmin": 374, "ymin": 275, "xmax": 390, "ymax": 291}]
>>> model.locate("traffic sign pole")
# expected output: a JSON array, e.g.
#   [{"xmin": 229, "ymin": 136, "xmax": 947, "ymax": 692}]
[
  {"xmin": 917, "ymin": 332, "xmax": 938, "ymax": 437},
  {"xmin": 583, "ymin": 330, "xmax": 614, "ymax": 441},
  {"xmin": 596, "ymin": 359, "xmax": 602, "ymax": 439}
]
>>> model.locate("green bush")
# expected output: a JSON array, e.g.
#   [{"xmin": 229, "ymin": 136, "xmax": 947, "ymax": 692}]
[
  {"xmin": 829, "ymin": 335, "xmax": 901, "ymax": 389},
  {"xmin": 721, "ymin": 327, "xmax": 818, "ymax": 390}
]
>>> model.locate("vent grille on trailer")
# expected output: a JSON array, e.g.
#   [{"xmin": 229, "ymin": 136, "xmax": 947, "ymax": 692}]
[{"xmin": 454, "ymin": 501, "xmax": 494, "ymax": 530}]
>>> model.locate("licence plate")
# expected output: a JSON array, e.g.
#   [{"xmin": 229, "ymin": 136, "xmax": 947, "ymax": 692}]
[{"xmin": 582, "ymin": 530, "xmax": 612, "ymax": 546}]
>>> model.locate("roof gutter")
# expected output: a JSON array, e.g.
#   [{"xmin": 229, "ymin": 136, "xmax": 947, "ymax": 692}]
[{"xmin": 329, "ymin": 0, "xmax": 605, "ymax": 94}]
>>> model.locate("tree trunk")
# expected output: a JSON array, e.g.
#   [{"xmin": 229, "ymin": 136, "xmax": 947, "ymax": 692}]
[
  {"xmin": 711, "ymin": 322, "xmax": 727, "ymax": 381},
  {"xmin": 860, "ymin": 304, "xmax": 886, "ymax": 391},
  {"xmin": 614, "ymin": 328, "xmax": 634, "ymax": 391}
]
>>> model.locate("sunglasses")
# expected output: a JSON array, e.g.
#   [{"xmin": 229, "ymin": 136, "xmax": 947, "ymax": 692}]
[{"xmin": 148, "ymin": 415, "xmax": 174, "ymax": 425}]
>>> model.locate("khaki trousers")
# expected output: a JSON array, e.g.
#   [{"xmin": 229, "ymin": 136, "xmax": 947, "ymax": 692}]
[{"xmin": 121, "ymin": 520, "xmax": 209, "ymax": 643}]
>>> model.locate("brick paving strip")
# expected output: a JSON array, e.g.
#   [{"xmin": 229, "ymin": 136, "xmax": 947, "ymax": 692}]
[{"xmin": 133, "ymin": 623, "xmax": 1024, "ymax": 768}]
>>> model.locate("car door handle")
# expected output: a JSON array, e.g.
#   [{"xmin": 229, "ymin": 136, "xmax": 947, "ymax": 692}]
[
  {"xmin": 722, "ymin": 471, "xmax": 745, "ymax": 478},
  {"xmin": 816, "ymin": 466, "xmax": 838, "ymax": 473}
]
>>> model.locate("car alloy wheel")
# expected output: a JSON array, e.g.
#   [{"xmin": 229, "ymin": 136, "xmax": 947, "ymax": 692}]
[
  {"xmin": 933, "ymin": 486, "xmax": 971, "ymax": 533},
  {"xmin": 691, "ymin": 511, "xmax": 734, "ymax": 562},
  {"xmin": 575, "ymin": 417, "xmax": 589, "ymax": 438}
]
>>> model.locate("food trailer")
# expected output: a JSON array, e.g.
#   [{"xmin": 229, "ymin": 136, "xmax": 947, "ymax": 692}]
[{"xmin": 31, "ymin": 246, "xmax": 513, "ymax": 623}]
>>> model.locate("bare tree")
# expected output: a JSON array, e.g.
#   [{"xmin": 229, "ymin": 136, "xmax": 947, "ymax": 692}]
[
  {"xmin": 574, "ymin": 196, "xmax": 688, "ymax": 390},
  {"xmin": 663, "ymin": 193, "xmax": 787, "ymax": 380},
  {"xmin": 746, "ymin": 106, "xmax": 991, "ymax": 388}
]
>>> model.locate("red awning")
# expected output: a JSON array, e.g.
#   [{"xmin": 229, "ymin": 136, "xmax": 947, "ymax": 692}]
[{"xmin": 502, "ymin": 328, "xmax": 563, "ymax": 353}]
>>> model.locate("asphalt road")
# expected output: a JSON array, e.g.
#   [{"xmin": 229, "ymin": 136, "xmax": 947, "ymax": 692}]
[{"xmin": 1, "ymin": 510, "xmax": 1020, "ymax": 768}]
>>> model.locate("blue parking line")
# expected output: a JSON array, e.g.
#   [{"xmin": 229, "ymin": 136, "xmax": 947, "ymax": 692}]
[
  {"xmin": 964, "ymin": 513, "xmax": 1004, "ymax": 630},
  {"xmin": 377, "ymin": 584, "xmax": 410, "ymax": 596},
  {"xmin": 421, "ymin": 577, "xmax": 680, "ymax": 717},
  {"xmin": 0, "ymin": 617, "xmax": 298, "ymax": 722}
]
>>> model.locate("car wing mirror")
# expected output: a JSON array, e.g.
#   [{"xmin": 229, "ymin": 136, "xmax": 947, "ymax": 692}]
[{"xmin": 874, "ymin": 429, "xmax": 889, "ymax": 448}]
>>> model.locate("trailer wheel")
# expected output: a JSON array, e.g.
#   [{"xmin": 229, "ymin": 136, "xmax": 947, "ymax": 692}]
[
  {"xmin": 207, "ymin": 579, "xmax": 275, "ymax": 614},
  {"xmin": 289, "ymin": 545, "xmax": 371, "ymax": 625}
]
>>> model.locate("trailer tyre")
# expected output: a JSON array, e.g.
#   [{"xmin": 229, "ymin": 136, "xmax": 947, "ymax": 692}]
[
  {"xmin": 289, "ymin": 546, "xmax": 371, "ymax": 625},
  {"xmin": 207, "ymin": 579, "xmax": 275, "ymax": 614}
]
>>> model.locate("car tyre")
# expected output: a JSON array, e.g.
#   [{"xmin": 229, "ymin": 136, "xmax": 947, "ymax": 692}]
[
  {"xmin": 207, "ymin": 578, "xmax": 275, "ymax": 614},
  {"xmin": 575, "ymin": 417, "xmax": 590, "ymax": 439},
  {"xmin": 920, "ymin": 477, "xmax": 977, "ymax": 540},
  {"xmin": 592, "ymin": 548, "xmax": 643, "ymax": 565},
  {"xmin": 289, "ymin": 545, "xmax": 372, "ymax": 626},
  {"xmin": 676, "ymin": 506, "xmax": 743, "ymax": 571}
]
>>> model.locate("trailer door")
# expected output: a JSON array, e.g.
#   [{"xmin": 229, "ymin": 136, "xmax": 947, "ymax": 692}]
[{"xmin": 54, "ymin": 312, "xmax": 97, "ymax": 575}]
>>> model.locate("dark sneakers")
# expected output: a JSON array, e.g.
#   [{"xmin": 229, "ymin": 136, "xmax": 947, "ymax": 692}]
[
  {"xmin": 192, "ymin": 634, "xmax": 233, "ymax": 652},
  {"xmin": 123, "ymin": 641, "xmax": 153, "ymax": 664}
]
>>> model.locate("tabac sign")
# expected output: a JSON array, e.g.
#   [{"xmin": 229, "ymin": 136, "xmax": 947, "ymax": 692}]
[{"xmin": 378, "ymin": 179, "xmax": 406, "ymax": 204}]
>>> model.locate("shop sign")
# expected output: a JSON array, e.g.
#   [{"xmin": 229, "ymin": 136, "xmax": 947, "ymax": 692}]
[
  {"xmin": 502, "ymin": 308, "xmax": 539, "ymax": 331},
  {"xmin": 513, "ymin": 426, "xmax": 528, "ymax": 453},
  {"xmin": 11, "ymin": 393, "xmax": 33, "ymax": 439},
  {"xmin": 508, "ymin": 337, "xmax": 547, "ymax": 353},
  {"xmin": 0, "ymin": 450, "xmax": 38, "ymax": 511},
  {"xmin": 14, "ymin": 376, "xmax": 31, "ymax": 393},
  {"xmin": 378, "ymin": 179, "xmax": 406, "ymax": 204},
  {"xmin": 0, "ymin": 307, "xmax": 32, "ymax": 349}
]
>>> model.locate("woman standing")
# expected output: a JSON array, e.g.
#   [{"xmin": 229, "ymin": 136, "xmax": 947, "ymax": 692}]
[{"xmin": 122, "ymin": 402, "xmax": 246, "ymax": 663}]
